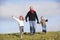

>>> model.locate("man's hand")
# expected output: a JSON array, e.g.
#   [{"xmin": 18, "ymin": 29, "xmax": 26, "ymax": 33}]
[
  {"xmin": 26, "ymin": 20, "xmax": 27, "ymax": 22},
  {"xmin": 37, "ymin": 21, "xmax": 40, "ymax": 24}
]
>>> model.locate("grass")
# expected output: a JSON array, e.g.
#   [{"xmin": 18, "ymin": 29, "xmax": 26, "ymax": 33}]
[{"xmin": 0, "ymin": 32, "xmax": 60, "ymax": 40}]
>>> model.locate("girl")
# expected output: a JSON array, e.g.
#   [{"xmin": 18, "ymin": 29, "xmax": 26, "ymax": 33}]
[
  {"xmin": 12, "ymin": 16, "xmax": 24, "ymax": 38},
  {"xmin": 40, "ymin": 16, "xmax": 48, "ymax": 33}
]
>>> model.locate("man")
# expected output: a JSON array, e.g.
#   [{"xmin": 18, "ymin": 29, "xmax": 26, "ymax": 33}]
[{"xmin": 25, "ymin": 6, "xmax": 39, "ymax": 35}]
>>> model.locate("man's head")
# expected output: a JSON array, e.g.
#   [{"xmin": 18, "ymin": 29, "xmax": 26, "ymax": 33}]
[
  {"xmin": 30, "ymin": 6, "xmax": 34, "ymax": 10},
  {"xmin": 29, "ymin": 6, "xmax": 35, "ymax": 13}
]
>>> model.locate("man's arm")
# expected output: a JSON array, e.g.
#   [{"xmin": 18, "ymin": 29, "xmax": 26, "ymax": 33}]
[
  {"xmin": 35, "ymin": 11, "xmax": 39, "ymax": 23},
  {"xmin": 25, "ymin": 12, "xmax": 29, "ymax": 22}
]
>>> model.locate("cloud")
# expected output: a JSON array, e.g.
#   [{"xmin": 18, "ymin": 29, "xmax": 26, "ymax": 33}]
[
  {"xmin": 0, "ymin": 0, "xmax": 7, "ymax": 5},
  {"xmin": 0, "ymin": 1, "xmax": 60, "ymax": 18}
]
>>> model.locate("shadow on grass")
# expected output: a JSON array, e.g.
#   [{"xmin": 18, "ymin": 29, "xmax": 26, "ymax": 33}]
[
  {"xmin": 23, "ymin": 32, "xmax": 46, "ymax": 35},
  {"xmin": 8, "ymin": 33, "xmax": 20, "ymax": 38},
  {"xmin": 7, "ymin": 32, "xmax": 46, "ymax": 38}
]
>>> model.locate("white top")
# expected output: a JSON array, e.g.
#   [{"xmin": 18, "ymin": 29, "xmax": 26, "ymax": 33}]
[{"xmin": 12, "ymin": 16, "xmax": 24, "ymax": 26}]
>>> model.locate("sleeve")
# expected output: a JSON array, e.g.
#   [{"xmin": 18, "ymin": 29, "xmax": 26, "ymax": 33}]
[
  {"xmin": 12, "ymin": 16, "xmax": 20, "ymax": 23},
  {"xmin": 45, "ymin": 19, "xmax": 48, "ymax": 22},
  {"xmin": 40, "ymin": 20, "xmax": 42, "ymax": 24},
  {"xmin": 35, "ymin": 11, "xmax": 39, "ymax": 22},
  {"xmin": 25, "ymin": 12, "xmax": 29, "ymax": 22}
]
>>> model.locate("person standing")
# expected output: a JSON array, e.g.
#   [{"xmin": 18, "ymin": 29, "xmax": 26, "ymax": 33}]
[
  {"xmin": 25, "ymin": 6, "xmax": 39, "ymax": 35},
  {"xmin": 40, "ymin": 16, "xmax": 48, "ymax": 33},
  {"xmin": 12, "ymin": 16, "xmax": 24, "ymax": 38}
]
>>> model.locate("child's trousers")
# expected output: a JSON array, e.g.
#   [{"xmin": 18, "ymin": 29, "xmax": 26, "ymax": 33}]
[
  {"xmin": 19, "ymin": 26, "xmax": 24, "ymax": 38},
  {"xmin": 42, "ymin": 25, "xmax": 46, "ymax": 33}
]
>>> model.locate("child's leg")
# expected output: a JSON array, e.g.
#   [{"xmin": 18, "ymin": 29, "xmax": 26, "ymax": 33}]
[
  {"xmin": 42, "ymin": 25, "xmax": 46, "ymax": 33},
  {"xmin": 32, "ymin": 21, "xmax": 35, "ymax": 34},
  {"xmin": 22, "ymin": 26, "xmax": 24, "ymax": 34},
  {"xmin": 20, "ymin": 26, "xmax": 23, "ymax": 38},
  {"xmin": 30, "ymin": 26, "xmax": 33, "ymax": 34}
]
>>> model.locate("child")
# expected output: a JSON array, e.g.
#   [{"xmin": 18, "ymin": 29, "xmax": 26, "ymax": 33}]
[
  {"xmin": 12, "ymin": 16, "xmax": 24, "ymax": 38},
  {"xmin": 40, "ymin": 16, "xmax": 48, "ymax": 33}
]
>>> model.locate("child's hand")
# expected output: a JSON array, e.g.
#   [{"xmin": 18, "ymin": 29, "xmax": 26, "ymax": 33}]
[
  {"xmin": 26, "ymin": 20, "xmax": 27, "ymax": 22},
  {"xmin": 45, "ymin": 19, "xmax": 48, "ymax": 22}
]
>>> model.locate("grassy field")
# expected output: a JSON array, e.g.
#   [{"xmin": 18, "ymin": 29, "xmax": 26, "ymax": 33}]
[{"xmin": 0, "ymin": 32, "xmax": 60, "ymax": 40}]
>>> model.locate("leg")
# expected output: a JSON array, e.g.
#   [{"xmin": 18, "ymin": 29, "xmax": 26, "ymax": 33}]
[
  {"xmin": 29, "ymin": 21, "xmax": 33, "ymax": 34},
  {"xmin": 33, "ymin": 26, "xmax": 35, "ymax": 34},
  {"xmin": 20, "ymin": 26, "xmax": 23, "ymax": 38},
  {"xmin": 30, "ymin": 26, "xmax": 33, "ymax": 34},
  {"xmin": 21, "ymin": 26, "xmax": 24, "ymax": 32},
  {"xmin": 44, "ymin": 26, "xmax": 46, "ymax": 33},
  {"xmin": 32, "ymin": 21, "xmax": 35, "ymax": 34},
  {"xmin": 42, "ymin": 25, "xmax": 46, "ymax": 33}
]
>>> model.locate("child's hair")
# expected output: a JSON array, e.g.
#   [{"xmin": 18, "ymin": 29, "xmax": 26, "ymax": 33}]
[
  {"xmin": 41, "ymin": 16, "xmax": 44, "ymax": 19},
  {"xmin": 19, "ymin": 16, "xmax": 24, "ymax": 20}
]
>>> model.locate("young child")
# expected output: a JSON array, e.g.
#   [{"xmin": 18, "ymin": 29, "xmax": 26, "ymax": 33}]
[
  {"xmin": 12, "ymin": 16, "xmax": 24, "ymax": 38},
  {"xmin": 40, "ymin": 16, "xmax": 48, "ymax": 33}
]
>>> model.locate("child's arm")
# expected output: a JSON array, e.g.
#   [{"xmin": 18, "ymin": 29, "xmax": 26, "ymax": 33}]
[{"xmin": 12, "ymin": 16, "xmax": 20, "ymax": 23}]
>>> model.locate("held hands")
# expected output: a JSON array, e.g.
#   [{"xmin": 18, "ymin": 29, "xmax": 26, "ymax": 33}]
[
  {"xmin": 37, "ymin": 21, "xmax": 40, "ymax": 24},
  {"xmin": 26, "ymin": 20, "xmax": 27, "ymax": 22}
]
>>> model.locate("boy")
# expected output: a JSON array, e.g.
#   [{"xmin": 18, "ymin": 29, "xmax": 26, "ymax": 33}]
[
  {"xmin": 12, "ymin": 16, "xmax": 24, "ymax": 38},
  {"xmin": 40, "ymin": 16, "xmax": 48, "ymax": 33}
]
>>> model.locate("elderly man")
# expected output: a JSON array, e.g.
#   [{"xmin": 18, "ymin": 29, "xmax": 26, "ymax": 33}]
[{"xmin": 25, "ymin": 6, "xmax": 39, "ymax": 35}]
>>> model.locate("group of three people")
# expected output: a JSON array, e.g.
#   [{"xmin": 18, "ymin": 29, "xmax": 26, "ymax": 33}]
[{"xmin": 12, "ymin": 6, "xmax": 48, "ymax": 38}]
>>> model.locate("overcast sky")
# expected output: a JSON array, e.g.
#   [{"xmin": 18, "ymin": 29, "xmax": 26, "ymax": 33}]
[
  {"xmin": 0, "ymin": 0, "xmax": 60, "ymax": 33},
  {"xmin": 0, "ymin": 0, "xmax": 60, "ymax": 17}
]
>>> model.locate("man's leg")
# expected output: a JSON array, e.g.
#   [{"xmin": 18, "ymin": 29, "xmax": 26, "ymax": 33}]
[
  {"xmin": 32, "ymin": 21, "xmax": 35, "ymax": 34},
  {"xmin": 44, "ymin": 26, "xmax": 46, "ymax": 33},
  {"xmin": 29, "ymin": 21, "xmax": 33, "ymax": 34}
]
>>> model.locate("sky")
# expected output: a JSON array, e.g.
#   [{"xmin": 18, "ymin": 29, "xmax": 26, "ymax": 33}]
[
  {"xmin": 0, "ymin": 0, "xmax": 60, "ymax": 17},
  {"xmin": 0, "ymin": 0, "xmax": 60, "ymax": 33}
]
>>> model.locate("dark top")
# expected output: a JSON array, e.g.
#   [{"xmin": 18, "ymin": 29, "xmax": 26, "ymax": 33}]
[{"xmin": 25, "ymin": 11, "xmax": 39, "ymax": 22}]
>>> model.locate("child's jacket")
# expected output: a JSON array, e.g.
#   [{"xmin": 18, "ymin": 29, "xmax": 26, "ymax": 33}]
[
  {"xmin": 40, "ymin": 19, "xmax": 46, "ymax": 26},
  {"xmin": 12, "ymin": 16, "xmax": 24, "ymax": 26}
]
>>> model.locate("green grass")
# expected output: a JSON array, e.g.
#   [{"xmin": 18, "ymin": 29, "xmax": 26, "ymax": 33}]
[{"xmin": 0, "ymin": 32, "xmax": 60, "ymax": 40}]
